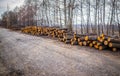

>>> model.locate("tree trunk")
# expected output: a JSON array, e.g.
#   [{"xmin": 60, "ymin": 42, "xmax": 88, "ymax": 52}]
[{"xmin": 64, "ymin": 0, "xmax": 67, "ymax": 28}]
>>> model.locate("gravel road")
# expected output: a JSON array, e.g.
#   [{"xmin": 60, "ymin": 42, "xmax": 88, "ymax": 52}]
[{"xmin": 0, "ymin": 28, "xmax": 120, "ymax": 76}]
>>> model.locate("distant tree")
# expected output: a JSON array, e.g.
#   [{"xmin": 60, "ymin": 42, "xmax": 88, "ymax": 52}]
[{"xmin": 1, "ymin": 12, "xmax": 8, "ymax": 27}]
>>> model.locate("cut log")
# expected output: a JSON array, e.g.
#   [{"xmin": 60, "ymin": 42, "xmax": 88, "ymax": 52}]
[
  {"xmin": 74, "ymin": 34, "xmax": 86, "ymax": 38},
  {"xmin": 84, "ymin": 36, "xmax": 89, "ymax": 41},
  {"xmin": 100, "ymin": 33, "xmax": 105, "ymax": 37},
  {"xmin": 99, "ymin": 39, "xmax": 104, "ymax": 42},
  {"xmin": 109, "ymin": 42, "xmax": 120, "ymax": 48},
  {"xmin": 112, "ymin": 48, "xmax": 117, "ymax": 52},
  {"xmin": 78, "ymin": 42, "xmax": 83, "ymax": 46},
  {"xmin": 107, "ymin": 37, "xmax": 111, "ymax": 42},
  {"xmin": 85, "ymin": 36, "xmax": 97, "ymax": 41},
  {"xmin": 97, "ymin": 36, "xmax": 100, "ymax": 41},
  {"xmin": 89, "ymin": 43, "xmax": 93, "ymax": 47},
  {"xmin": 71, "ymin": 38, "xmax": 74, "ymax": 42},
  {"xmin": 64, "ymin": 34, "xmax": 73, "ymax": 41},
  {"xmin": 78, "ymin": 37, "xmax": 85, "ymax": 42},
  {"xmin": 63, "ymin": 38, "xmax": 66, "ymax": 42},
  {"xmin": 92, "ymin": 41, "xmax": 97, "ymax": 45},
  {"xmin": 94, "ymin": 45, "xmax": 99, "ymax": 49},
  {"xmin": 87, "ymin": 41, "xmax": 91, "ymax": 44},
  {"xmin": 71, "ymin": 41, "xmax": 78, "ymax": 45},
  {"xmin": 104, "ymin": 40, "xmax": 109, "ymax": 45},
  {"xmin": 78, "ymin": 38, "xmax": 81, "ymax": 42},
  {"xmin": 97, "ymin": 42, "xmax": 104, "ymax": 46},
  {"xmin": 64, "ymin": 35, "xmax": 73, "ymax": 40},
  {"xmin": 108, "ymin": 38, "xmax": 120, "ymax": 43},
  {"xmin": 83, "ymin": 41, "xmax": 87, "ymax": 46},
  {"xmin": 98, "ymin": 46, "xmax": 107, "ymax": 50},
  {"xmin": 97, "ymin": 36, "xmax": 107, "ymax": 42},
  {"xmin": 83, "ymin": 41, "xmax": 90, "ymax": 46},
  {"xmin": 73, "ymin": 38, "xmax": 77, "ymax": 41}
]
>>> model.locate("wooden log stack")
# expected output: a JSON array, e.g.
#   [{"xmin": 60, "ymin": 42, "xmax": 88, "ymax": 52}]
[
  {"xmin": 108, "ymin": 38, "xmax": 120, "ymax": 51},
  {"xmin": 63, "ymin": 32, "xmax": 74, "ymax": 44},
  {"xmin": 21, "ymin": 26, "xmax": 120, "ymax": 52}
]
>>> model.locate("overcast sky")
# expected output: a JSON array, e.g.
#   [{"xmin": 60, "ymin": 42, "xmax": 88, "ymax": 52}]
[{"xmin": 0, "ymin": 0, "xmax": 24, "ymax": 17}]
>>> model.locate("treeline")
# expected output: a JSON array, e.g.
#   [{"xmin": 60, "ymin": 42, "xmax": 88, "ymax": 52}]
[
  {"xmin": 0, "ymin": 11, "xmax": 17, "ymax": 28},
  {"xmin": 0, "ymin": 0, "xmax": 120, "ymax": 36}
]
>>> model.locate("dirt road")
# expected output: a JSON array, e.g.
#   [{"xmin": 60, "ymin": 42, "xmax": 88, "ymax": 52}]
[{"xmin": 0, "ymin": 28, "xmax": 120, "ymax": 76}]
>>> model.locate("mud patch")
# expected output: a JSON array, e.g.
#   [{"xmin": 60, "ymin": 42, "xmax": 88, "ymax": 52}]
[
  {"xmin": 0, "ymin": 45, "xmax": 24, "ymax": 76},
  {"xmin": 0, "ymin": 68, "xmax": 24, "ymax": 76},
  {"xmin": 16, "ymin": 39, "xmax": 21, "ymax": 41},
  {"xmin": 7, "ymin": 68, "xmax": 24, "ymax": 76},
  {"xmin": 0, "ymin": 57, "xmax": 24, "ymax": 76}
]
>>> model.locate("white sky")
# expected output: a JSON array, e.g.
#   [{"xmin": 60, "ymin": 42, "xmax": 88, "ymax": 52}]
[{"xmin": 0, "ymin": 0, "xmax": 24, "ymax": 17}]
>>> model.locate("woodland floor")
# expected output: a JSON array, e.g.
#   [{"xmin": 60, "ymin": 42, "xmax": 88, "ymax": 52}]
[{"xmin": 0, "ymin": 27, "xmax": 120, "ymax": 76}]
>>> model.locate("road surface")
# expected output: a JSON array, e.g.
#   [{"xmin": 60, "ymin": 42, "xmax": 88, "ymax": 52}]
[{"xmin": 0, "ymin": 28, "xmax": 120, "ymax": 76}]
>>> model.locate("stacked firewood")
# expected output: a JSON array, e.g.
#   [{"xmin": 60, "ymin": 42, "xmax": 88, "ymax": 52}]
[
  {"xmin": 77, "ymin": 33, "xmax": 120, "ymax": 51},
  {"xmin": 21, "ymin": 26, "xmax": 68, "ymax": 38},
  {"xmin": 71, "ymin": 34, "xmax": 84, "ymax": 45},
  {"xmin": 21, "ymin": 26, "xmax": 120, "ymax": 51},
  {"xmin": 63, "ymin": 32, "xmax": 74, "ymax": 44},
  {"xmin": 77, "ymin": 34, "xmax": 97, "ymax": 47},
  {"xmin": 58, "ymin": 29, "xmax": 68, "ymax": 42},
  {"xmin": 21, "ymin": 26, "xmax": 36, "ymax": 34},
  {"xmin": 107, "ymin": 38, "xmax": 120, "ymax": 51},
  {"xmin": 77, "ymin": 34, "xmax": 107, "ymax": 50}
]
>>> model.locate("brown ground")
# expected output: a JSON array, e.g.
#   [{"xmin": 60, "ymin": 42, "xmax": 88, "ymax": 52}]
[{"xmin": 0, "ymin": 27, "xmax": 120, "ymax": 76}]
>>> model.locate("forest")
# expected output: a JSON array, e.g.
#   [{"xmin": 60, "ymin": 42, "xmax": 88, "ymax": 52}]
[{"xmin": 0, "ymin": 0, "xmax": 120, "ymax": 36}]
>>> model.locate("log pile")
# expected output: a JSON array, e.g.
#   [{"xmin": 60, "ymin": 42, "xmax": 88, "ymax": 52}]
[
  {"xmin": 108, "ymin": 38, "xmax": 120, "ymax": 51},
  {"xmin": 64, "ymin": 32, "xmax": 74, "ymax": 44},
  {"xmin": 58, "ymin": 29, "xmax": 67, "ymax": 42},
  {"xmin": 21, "ymin": 26, "xmax": 120, "ymax": 52}
]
